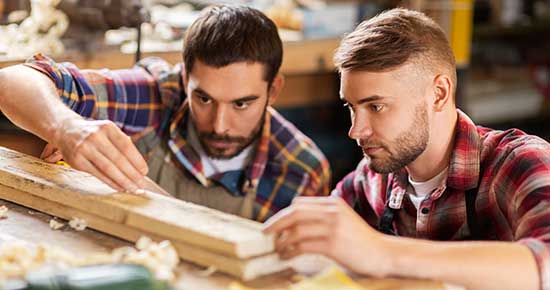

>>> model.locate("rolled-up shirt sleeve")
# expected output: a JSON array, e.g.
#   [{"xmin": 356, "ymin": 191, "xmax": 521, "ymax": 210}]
[{"xmin": 23, "ymin": 53, "xmax": 169, "ymax": 136}]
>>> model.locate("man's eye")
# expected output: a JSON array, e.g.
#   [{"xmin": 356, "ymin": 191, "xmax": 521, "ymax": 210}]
[
  {"xmin": 198, "ymin": 95, "xmax": 211, "ymax": 104},
  {"xmin": 234, "ymin": 101, "xmax": 249, "ymax": 109},
  {"xmin": 371, "ymin": 104, "xmax": 383, "ymax": 112}
]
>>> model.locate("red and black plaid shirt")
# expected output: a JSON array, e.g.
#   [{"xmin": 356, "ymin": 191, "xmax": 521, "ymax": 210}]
[{"xmin": 333, "ymin": 110, "xmax": 550, "ymax": 290}]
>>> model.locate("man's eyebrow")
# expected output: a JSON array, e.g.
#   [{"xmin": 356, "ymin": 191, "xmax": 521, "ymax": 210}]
[
  {"xmin": 194, "ymin": 87, "xmax": 212, "ymax": 98},
  {"xmin": 340, "ymin": 95, "xmax": 386, "ymax": 104},
  {"xmin": 194, "ymin": 88, "xmax": 260, "ymax": 103},
  {"xmin": 233, "ymin": 96, "xmax": 260, "ymax": 103},
  {"xmin": 357, "ymin": 95, "xmax": 385, "ymax": 104}
]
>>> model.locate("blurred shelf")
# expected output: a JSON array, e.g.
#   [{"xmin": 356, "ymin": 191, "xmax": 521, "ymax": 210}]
[
  {"xmin": 466, "ymin": 81, "xmax": 544, "ymax": 124},
  {"xmin": 473, "ymin": 18, "xmax": 550, "ymax": 40},
  {"xmin": 0, "ymin": 38, "xmax": 341, "ymax": 74},
  {"xmin": 0, "ymin": 38, "xmax": 341, "ymax": 110}
]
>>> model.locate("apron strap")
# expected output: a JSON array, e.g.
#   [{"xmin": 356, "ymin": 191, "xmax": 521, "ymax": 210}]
[{"xmin": 378, "ymin": 178, "xmax": 397, "ymax": 235}]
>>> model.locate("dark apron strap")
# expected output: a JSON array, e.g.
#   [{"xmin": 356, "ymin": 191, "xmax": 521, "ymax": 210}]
[
  {"xmin": 378, "ymin": 179, "xmax": 397, "ymax": 235},
  {"xmin": 378, "ymin": 206, "xmax": 398, "ymax": 235},
  {"xmin": 465, "ymin": 186, "xmax": 480, "ymax": 239},
  {"xmin": 465, "ymin": 162, "xmax": 484, "ymax": 239}
]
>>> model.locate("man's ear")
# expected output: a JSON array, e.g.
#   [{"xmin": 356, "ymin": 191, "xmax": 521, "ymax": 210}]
[
  {"xmin": 268, "ymin": 74, "xmax": 285, "ymax": 106},
  {"xmin": 431, "ymin": 73, "xmax": 453, "ymax": 112}
]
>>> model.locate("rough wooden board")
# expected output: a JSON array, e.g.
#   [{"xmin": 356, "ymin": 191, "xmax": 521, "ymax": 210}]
[
  {"xmin": 0, "ymin": 146, "xmax": 274, "ymax": 258},
  {"xmin": 172, "ymin": 240, "xmax": 288, "ymax": 281},
  {"xmin": 0, "ymin": 147, "xmax": 125, "ymax": 222},
  {"xmin": 0, "ymin": 184, "xmax": 289, "ymax": 280},
  {"xmin": 0, "ymin": 184, "xmax": 136, "ymax": 241},
  {"xmin": 115, "ymin": 193, "xmax": 275, "ymax": 258}
]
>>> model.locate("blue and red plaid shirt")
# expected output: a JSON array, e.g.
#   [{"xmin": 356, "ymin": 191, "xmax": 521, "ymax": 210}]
[
  {"xmin": 25, "ymin": 54, "xmax": 331, "ymax": 222},
  {"xmin": 333, "ymin": 110, "xmax": 550, "ymax": 290}
]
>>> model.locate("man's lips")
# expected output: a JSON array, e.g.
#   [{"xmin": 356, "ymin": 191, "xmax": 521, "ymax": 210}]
[
  {"xmin": 207, "ymin": 140, "xmax": 234, "ymax": 150},
  {"xmin": 362, "ymin": 146, "xmax": 383, "ymax": 155}
]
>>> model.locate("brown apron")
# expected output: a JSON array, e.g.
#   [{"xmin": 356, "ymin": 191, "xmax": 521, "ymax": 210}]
[{"xmin": 141, "ymin": 140, "xmax": 256, "ymax": 220}]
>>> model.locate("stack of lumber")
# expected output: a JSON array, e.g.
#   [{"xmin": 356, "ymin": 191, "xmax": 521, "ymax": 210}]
[{"xmin": 0, "ymin": 146, "xmax": 289, "ymax": 280}]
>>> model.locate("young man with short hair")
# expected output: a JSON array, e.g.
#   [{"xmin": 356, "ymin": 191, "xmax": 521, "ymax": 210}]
[{"xmin": 265, "ymin": 8, "xmax": 550, "ymax": 290}]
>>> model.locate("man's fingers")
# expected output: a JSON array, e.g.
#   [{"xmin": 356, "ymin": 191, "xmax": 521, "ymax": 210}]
[
  {"xmin": 72, "ymin": 156, "xmax": 123, "ymax": 191},
  {"xmin": 43, "ymin": 150, "xmax": 63, "ymax": 163},
  {"xmin": 95, "ymin": 134, "xmax": 146, "ymax": 189},
  {"xmin": 81, "ymin": 145, "xmax": 141, "ymax": 193},
  {"xmin": 106, "ymin": 125, "xmax": 148, "ymax": 176},
  {"xmin": 263, "ymin": 207, "xmax": 301, "ymax": 234},
  {"xmin": 264, "ymin": 204, "xmax": 335, "ymax": 234},
  {"xmin": 275, "ymin": 222, "xmax": 331, "ymax": 251},
  {"xmin": 40, "ymin": 144, "xmax": 59, "ymax": 160},
  {"xmin": 279, "ymin": 240, "xmax": 328, "ymax": 260},
  {"xmin": 52, "ymin": 119, "xmax": 147, "ymax": 193}
]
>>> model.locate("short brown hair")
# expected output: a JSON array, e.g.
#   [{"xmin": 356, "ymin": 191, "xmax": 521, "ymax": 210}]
[
  {"xmin": 334, "ymin": 8, "xmax": 456, "ymax": 84},
  {"xmin": 183, "ymin": 5, "xmax": 282, "ymax": 85}
]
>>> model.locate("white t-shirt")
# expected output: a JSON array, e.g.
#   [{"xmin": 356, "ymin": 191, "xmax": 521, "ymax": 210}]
[
  {"xmin": 408, "ymin": 167, "xmax": 449, "ymax": 209},
  {"xmin": 187, "ymin": 119, "xmax": 256, "ymax": 178}
]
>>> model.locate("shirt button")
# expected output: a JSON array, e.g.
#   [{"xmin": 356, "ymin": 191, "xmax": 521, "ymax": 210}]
[{"xmin": 421, "ymin": 207, "xmax": 430, "ymax": 214}]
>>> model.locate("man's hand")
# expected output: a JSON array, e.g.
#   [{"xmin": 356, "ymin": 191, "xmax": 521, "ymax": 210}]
[
  {"xmin": 263, "ymin": 196, "xmax": 393, "ymax": 278},
  {"xmin": 40, "ymin": 143, "xmax": 63, "ymax": 163},
  {"xmin": 47, "ymin": 118, "xmax": 149, "ymax": 193}
]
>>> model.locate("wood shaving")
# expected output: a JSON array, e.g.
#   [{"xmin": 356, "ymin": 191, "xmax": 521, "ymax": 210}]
[
  {"xmin": 68, "ymin": 217, "xmax": 87, "ymax": 231},
  {"xmin": 0, "ymin": 205, "xmax": 8, "ymax": 219},
  {"xmin": 196, "ymin": 265, "xmax": 217, "ymax": 277},
  {"xmin": 0, "ymin": 236, "xmax": 179, "ymax": 283},
  {"xmin": 124, "ymin": 236, "xmax": 179, "ymax": 281},
  {"xmin": 48, "ymin": 219, "xmax": 65, "ymax": 230}
]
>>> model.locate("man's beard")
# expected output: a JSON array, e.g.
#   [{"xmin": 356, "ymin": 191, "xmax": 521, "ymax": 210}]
[
  {"xmin": 363, "ymin": 103, "xmax": 429, "ymax": 174},
  {"xmin": 198, "ymin": 107, "xmax": 266, "ymax": 160}
]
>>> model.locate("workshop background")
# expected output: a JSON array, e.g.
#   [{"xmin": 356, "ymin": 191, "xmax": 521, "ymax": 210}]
[{"xmin": 0, "ymin": 0, "xmax": 549, "ymax": 187}]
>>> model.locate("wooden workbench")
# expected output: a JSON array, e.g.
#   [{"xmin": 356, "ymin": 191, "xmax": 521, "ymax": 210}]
[{"xmin": 0, "ymin": 198, "xmax": 462, "ymax": 290}]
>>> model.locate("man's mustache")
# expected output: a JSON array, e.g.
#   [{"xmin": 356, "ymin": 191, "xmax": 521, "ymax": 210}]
[
  {"xmin": 357, "ymin": 139, "xmax": 386, "ymax": 149},
  {"xmin": 200, "ymin": 132, "xmax": 247, "ymax": 143}
]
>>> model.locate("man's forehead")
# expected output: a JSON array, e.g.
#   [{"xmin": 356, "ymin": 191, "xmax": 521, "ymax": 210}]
[
  {"xmin": 191, "ymin": 60, "xmax": 266, "ymax": 77},
  {"xmin": 187, "ymin": 76, "xmax": 266, "ymax": 102}
]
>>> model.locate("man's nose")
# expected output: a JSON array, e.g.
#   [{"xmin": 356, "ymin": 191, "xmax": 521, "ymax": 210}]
[
  {"xmin": 212, "ymin": 105, "xmax": 230, "ymax": 135},
  {"xmin": 348, "ymin": 113, "xmax": 373, "ymax": 141}
]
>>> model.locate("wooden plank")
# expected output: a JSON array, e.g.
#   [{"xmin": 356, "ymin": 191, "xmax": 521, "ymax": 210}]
[
  {"xmin": 0, "ymin": 183, "xmax": 137, "ymax": 241},
  {"xmin": 171, "ymin": 240, "xmax": 287, "ymax": 281},
  {"xmin": 0, "ymin": 146, "xmax": 274, "ymax": 258},
  {"xmin": 0, "ymin": 147, "xmax": 126, "ymax": 222},
  {"xmin": 116, "ymin": 194, "xmax": 275, "ymax": 258},
  {"xmin": 0, "ymin": 184, "xmax": 289, "ymax": 280}
]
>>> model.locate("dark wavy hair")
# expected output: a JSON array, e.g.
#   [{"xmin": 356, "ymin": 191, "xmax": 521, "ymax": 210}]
[{"xmin": 183, "ymin": 5, "xmax": 283, "ymax": 86}]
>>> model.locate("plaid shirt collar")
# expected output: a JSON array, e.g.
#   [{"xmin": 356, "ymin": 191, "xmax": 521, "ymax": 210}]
[
  {"xmin": 446, "ymin": 109, "xmax": 482, "ymax": 190},
  {"xmin": 166, "ymin": 102, "xmax": 271, "ymax": 195}
]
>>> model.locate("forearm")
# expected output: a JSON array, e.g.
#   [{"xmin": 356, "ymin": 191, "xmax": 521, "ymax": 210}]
[
  {"xmin": 383, "ymin": 236, "xmax": 539, "ymax": 290},
  {"xmin": 0, "ymin": 65, "xmax": 81, "ymax": 145}
]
